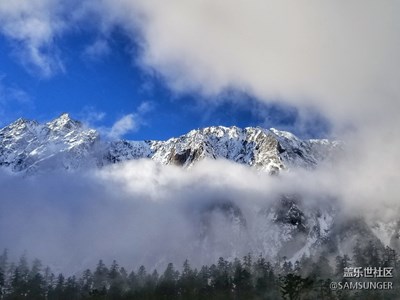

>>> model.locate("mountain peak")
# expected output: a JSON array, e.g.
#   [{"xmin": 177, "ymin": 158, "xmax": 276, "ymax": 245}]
[
  {"xmin": 47, "ymin": 113, "xmax": 81, "ymax": 131},
  {"xmin": 9, "ymin": 117, "xmax": 37, "ymax": 126},
  {"xmin": 13, "ymin": 117, "xmax": 29, "ymax": 124},
  {"xmin": 0, "ymin": 117, "xmax": 38, "ymax": 135},
  {"xmin": 58, "ymin": 112, "xmax": 71, "ymax": 120}
]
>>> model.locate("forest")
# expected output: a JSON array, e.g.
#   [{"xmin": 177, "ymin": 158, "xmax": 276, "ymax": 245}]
[{"xmin": 0, "ymin": 241, "xmax": 398, "ymax": 300}]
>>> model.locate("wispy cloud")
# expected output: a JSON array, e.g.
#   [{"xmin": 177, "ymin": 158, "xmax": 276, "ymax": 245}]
[
  {"xmin": 0, "ymin": 0, "xmax": 67, "ymax": 77},
  {"xmin": 108, "ymin": 113, "xmax": 137, "ymax": 139},
  {"xmin": 136, "ymin": 100, "xmax": 154, "ymax": 115},
  {"xmin": 77, "ymin": 106, "xmax": 106, "ymax": 125},
  {"xmin": 0, "ymin": 77, "xmax": 32, "ymax": 124},
  {"xmin": 104, "ymin": 101, "xmax": 154, "ymax": 139},
  {"xmin": 76, "ymin": 102, "xmax": 153, "ymax": 139},
  {"xmin": 82, "ymin": 38, "xmax": 111, "ymax": 61}
]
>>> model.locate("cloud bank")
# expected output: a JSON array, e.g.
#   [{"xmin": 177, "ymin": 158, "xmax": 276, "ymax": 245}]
[
  {"xmin": 0, "ymin": 160, "xmax": 292, "ymax": 272},
  {"xmin": 0, "ymin": 155, "xmax": 397, "ymax": 273}
]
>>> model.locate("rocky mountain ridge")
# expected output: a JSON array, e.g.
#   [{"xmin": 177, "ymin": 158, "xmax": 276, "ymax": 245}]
[{"xmin": 0, "ymin": 113, "xmax": 340, "ymax": 174}]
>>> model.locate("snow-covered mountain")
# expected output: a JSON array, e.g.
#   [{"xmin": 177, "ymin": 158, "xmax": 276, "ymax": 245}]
[
  {"xmin": 0, "ymin": 114, "xmax": 99, "ymax": 174},
  {"xmin": 3, "ymin": 114, "xmax": 392, "ymax": 263},
  {"xmin": 0, "ymin": 113, "xmax": 340, "ymax": 174}
]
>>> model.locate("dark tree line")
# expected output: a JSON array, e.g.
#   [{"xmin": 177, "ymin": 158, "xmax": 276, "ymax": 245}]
[{"xmin": 0, "ymin": 241, "xmax": 399, "ymax": 300}]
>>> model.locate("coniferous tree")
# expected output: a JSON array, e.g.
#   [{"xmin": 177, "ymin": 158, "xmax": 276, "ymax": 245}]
[
  {"xmin": 0, "ymin": 249, "xmax": 8, "ymax": 274},
  {"xmin": 253, "ymin": 254, "xmax": 278, "ymax": 298},
  {"xmin": 157, "ymin": 263, "xmax": 178, "ymax": 299},
  {"xmin": 147, "ymin": 269, "xmax": 159, "ymax": 292},
  {"xmin": 136, "ymin": 265, "xmax": 146, "ymax": 289},
  {"xmin": 335, "ymin": 255, "xmax": 351, "ymax": 278},
  {"xmin": 1, "ymin": 246, "xmax": 399, "ymax": 300},
  {"xmin": 178, "ymin": 259, "xmax": 197, "ymax": 299},
  {"xmin": 127, "ymin": 270, "xmax": 137, "ymax": 293},
  {"xmin": 26, "ymin": 258, "xmax": 46, "ymax": 299},
  {"xmin": 382, "ymin": 246, "xmax": 397, "ymax": 267},
  {"xmin": 353, "ymin": 240, "xmax": 367, "ymax": 267},
  {"xmin": 79, "ymin": 269, "xmax": 93, "ymax": 299},
  {"xmin": 93, "ymin": 260, "xmax": 108, "ymax": 293},
  {"xmin": 0, "ymin": 249, "xmax": 7, "ymax": 299},
  {"xmin": 107, "ymin": 260, "xmax": 123, "ymax": 299},
  {"xmin": 279, "ymin": 273, "xmax": 304, "ymax": 300},
  {"xmin": 118, "ymin": 266, "xmax": 129, "ymax": 294},
  {"xmin": 298, "ymin": 254, "xmax": 314, "ymax": 278},
  {"xmin": 232, "ymin": 258, "xmax": 252, "ymax": 297},
  {"xmin": 314, "ymin": 254, "xmax": 333, "ymax": 279},
  {"xmin": 10, "ymin": 267, "xmax": 24, "ymax": 300},
  {"xmin": 63, "ymin": 276, "xmax": 80, "ymax": 300},
  {"xmin": 243, "ymin": 253, "xmax": 252, "ymax": 272},
  {"xmin": 209, "ymin": 257, "xmax": 232, "ymax": 299},
  {"xmin": 26, "ymin": 271, "xmax": 46, "ymax": 300},
  {"xmin": 196, "ymin": 265, "xmax": 210, "ymax": 298},
  {"xmin": 282, "ymin": 260, "xmax": 293, "ymax": 275},
  {"xmin": 364, "ymin": 240, "xmax": 381, "ymax": 266},
  {"xmin": 293, "ymin": 260, "xmax": 301, "ymax": 275},
  {"xmin": 43, "ymin": 266, "xmax": 55, "ymax": 294},
  {"xmin": 52, "ymin": 274, "xmax": 65, "ymax": 300},
  {"xmin": 9, "ymin": 255, "xmax": 30, "ymax": 300},
  {"xmin": 0, "ymin": 268, "xmax": 4, "ymax": 299}
]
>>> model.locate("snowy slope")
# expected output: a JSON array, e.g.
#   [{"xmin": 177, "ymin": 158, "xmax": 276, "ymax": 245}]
[{"xmin": 0, "ymin": 114, "xmax": 99, "ymax": 173}]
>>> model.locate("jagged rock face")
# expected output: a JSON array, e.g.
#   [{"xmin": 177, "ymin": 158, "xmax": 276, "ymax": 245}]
[
  {"xmin": 113, "ymin": 126, "xmax": 341, "ymax": 173},
  {"xmin": 0, "ymin": 114, "xmax": 341, "ymax": 174},
  {"xmin": 251, "ymin": 194, "xmax": 336, "ymax": 260},
  {"xmin": 183, "ymin": 194, "xmax": 340, "ymax": 263},
  {"xmin": 149, "ymin": 126, "xmax": 286, "ymax": 172},
  {"xmin": 107, "ymin": 125, "xmax": 341, "ymax": 173}
]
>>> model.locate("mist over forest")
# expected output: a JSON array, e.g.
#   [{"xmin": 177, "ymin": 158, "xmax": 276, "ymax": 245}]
[
  {"xmin": 0, "ymin": 151, "xmax": 398, "ymax": 275},
  {"xmin": 1, "ymin": 1, "xmax": 400, "ymax": 299}
]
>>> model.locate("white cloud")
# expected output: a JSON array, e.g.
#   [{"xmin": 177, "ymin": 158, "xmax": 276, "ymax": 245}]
[
  {"xmin": 77, "ymin": 106, "xmax": 106, "ymax": 125},
  {"xmin": 105, "ymin": 101, "xmax": 154, "ymax": 139},
  {"xmin": 83, "ymin": 38, "xmax": 111, "ymax": 60},
  {"xmin": 0, "ymin": 79, "xmax": 30, "ymax": 104},
  {"xmin": 0, "ymin": 0, "xmax": 66, "ymax": 77},
  {"xmin": 108, "ymin": 113, "xmax": 137, "ymax": 139},
  {"xmin": 0, "ymin": 77, "xmax": 32, "ymax": 124},
  {"xmin": 137, "ymin": 100, "xmax": 154, "ymax": 114},
  {"xmin": 95, "ymin": 0, "xmax": 400, "ymax": 126}
]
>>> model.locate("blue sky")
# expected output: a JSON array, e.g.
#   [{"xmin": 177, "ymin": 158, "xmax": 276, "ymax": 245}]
[{"xmin": 0, "ymin": 3, "xmax": 332, "ymax": 141}]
